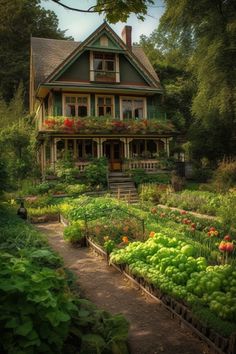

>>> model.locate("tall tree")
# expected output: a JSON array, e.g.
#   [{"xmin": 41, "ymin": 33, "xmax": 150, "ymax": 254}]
[
  {"xmin": 0, "ymin": 0, "xmax": 70, "ymax": 103},
  {"xmin": 139, "ymin": 27, "xmax": 196, "ymax": 133},
  {"xmin": 160, "ymin": 0, "xmax": 236, "ymax": 159},
  {"xmin": 50, "ymin": 0, "xmax": 156, "ymax": 23}
]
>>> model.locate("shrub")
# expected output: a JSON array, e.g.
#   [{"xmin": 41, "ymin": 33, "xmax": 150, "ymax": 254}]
[
  {"xmin": 130, "ymin": 168, "xmax": 170, "ymax": 186},
  {"xmin": 213, "ymin": 159, "xmax": 236, "ymax": 192},
  {"xmin": 83, "ymin": 158, "xmax": 108, "ymax": 187},
  {"xmin": 65, "ymin": 184, "xmax": 88, "ymax": 196},
  {"xmin": 55, "ymin": 159, "xmax": 78, "ymax": 182},
  {"xmin": 217, "ymin": 190, "xmax": 236, "ymax": 231},
  {"xmin": 192, "ymin": 167, "xmax": 213, "ymax": 183},
  {"xmin": 63, "ymin": 222, "xmax": 86, "ymax": 244},
  {"xmin": 139, "ymin": 184, "xmax": 168, "ymax": 203}
]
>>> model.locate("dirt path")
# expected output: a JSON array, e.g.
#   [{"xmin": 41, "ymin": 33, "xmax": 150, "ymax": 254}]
[{"xmin": 35, "ymin": 222, "xmax": 213, "ymax": 354}]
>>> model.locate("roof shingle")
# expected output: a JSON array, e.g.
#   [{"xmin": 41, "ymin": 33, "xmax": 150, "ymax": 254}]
[{"xmin": 31, "ymin": 37, "xmax": 160, "ymax": 89}]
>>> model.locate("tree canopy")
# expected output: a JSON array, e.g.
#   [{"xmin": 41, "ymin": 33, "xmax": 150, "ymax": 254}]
[
  {"xmin": 50, "ymin": 0, "xmax": 156, "ymax": 23},
  {"xmin": 0, "ymin": 0, "xmax": 70, "ymax": 103},
  {"xmin": 141, "ymin": 0, "xmax": 236, "ymax": 161}
]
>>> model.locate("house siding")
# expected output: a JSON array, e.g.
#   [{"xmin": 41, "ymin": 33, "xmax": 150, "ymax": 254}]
[
  {"xmin": 119, "ymin": 54, "xmax": 149, "ymax": 85},
  {"xmin": 57, "ymin": 51, "xmax": 90, "ymax": 82}
]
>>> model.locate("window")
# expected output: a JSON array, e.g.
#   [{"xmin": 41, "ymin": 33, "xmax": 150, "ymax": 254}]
[
  {"xmin": 121, "ymin": 98, "xmax": 145, "ymax": 119},
  {"xmin": 93, "ymin": 52, "xmax": 116, "ymax": 82},
  {"xmin": 96, "ymin": 96, "xmax": 114, "ymax": 117},
  {"xmin": 64, "ymin": 95, "xmax": 89, "ymax": 117}
]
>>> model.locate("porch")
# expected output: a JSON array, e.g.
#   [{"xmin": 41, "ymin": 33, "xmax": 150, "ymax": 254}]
[{"xmin": 40, "ymin": 136, "xmax": 172, "ymax": 174}]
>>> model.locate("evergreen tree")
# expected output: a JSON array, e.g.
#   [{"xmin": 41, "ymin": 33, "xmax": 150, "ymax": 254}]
[{"xmin": 0, "ymin": 0, "xmax": 70, "ymax": 103}]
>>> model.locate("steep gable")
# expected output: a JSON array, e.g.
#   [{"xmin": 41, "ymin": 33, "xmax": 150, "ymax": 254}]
[{"xmin": 31, "ymin": 22, "xmax": 161, "ymax": 90}]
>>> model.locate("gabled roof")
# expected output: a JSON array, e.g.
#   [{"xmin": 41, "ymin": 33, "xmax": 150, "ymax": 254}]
[{"xmin": 31, "ymin": 22, "xmax": 160, "ymax": 90}]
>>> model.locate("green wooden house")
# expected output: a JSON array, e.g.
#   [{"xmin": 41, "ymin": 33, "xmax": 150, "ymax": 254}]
[{"xmin": 30, "ymin": 22, "xmax": 176, "ymax": 174}]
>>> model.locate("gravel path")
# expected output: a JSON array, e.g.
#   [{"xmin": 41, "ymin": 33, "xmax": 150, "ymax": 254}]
[{"xmin": 35, "ymin": 222, "xmax": 213, "ymax": 354}]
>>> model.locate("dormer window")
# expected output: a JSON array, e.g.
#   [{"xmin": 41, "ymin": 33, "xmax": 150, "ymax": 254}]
[{"xmin": 90, "ymin": 51, "xmax": 119, "ymax": 83}]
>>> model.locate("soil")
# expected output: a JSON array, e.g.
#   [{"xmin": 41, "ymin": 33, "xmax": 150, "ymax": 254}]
[{"xmin": 35, "ymin": 222, "xmax": 214, "ymax": 354}]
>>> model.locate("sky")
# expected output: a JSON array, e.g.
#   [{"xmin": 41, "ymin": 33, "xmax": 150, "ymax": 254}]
[{"xmin": 41, "ymin": 0, "xmax": 165, "ymax": 43}]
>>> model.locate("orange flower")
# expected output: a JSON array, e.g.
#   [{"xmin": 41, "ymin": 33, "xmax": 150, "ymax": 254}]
[
  {"xmin": 149, "ymin": 231, "xmax": 155, "ymax": 238},
  {"xmin": 122, "ymin": 236, "xmax": 129, "ymax": 243}
]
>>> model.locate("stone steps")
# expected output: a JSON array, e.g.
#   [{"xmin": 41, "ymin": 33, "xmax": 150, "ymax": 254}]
[{"xmin": 108, "ymin": 172, "xmax": 138, "ymax": 203}]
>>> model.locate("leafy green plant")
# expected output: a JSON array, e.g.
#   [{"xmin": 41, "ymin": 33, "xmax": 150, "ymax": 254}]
[
  {"xmin": 63, "ymin": 222, "xmax": 86, "ymax": 244},
  {"xmin": 65, "ymin": 183, "xmax": 88, "ymax": 196},
  {"xmin": 213, "ymin": 159, "xmax": 236, "ymax": 192},
  {"xmin": 217, "ymin": 190, "xmax": 236, "ymax": 232},
  {"xmin": 83, "ymin": 158, "xmax": 108, "ymax": 187},
  {"xmin": 0, "ymin": 202, "xmax": 130, "ymax": 353}
]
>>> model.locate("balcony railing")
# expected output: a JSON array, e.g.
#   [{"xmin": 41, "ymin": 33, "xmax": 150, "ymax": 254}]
[
  {"xmin": 41, "ymin": 116, "xmax": 175, "ymax": 135},
  {"xmin": 92, "ymin": 70, "xmax": 117, "ymax": 82}
]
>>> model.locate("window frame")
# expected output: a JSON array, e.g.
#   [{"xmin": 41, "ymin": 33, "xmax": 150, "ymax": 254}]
[
  {"xmin": 62, "ymin": 93, "xmax": 90, "ymax": 117},
  {"xmin": 95, "ymin": 95, "xmax": 115, "ymax": 117},
  {"xmin": 120, "ymin": 96, "xmax": 147, "ymax": 120}
]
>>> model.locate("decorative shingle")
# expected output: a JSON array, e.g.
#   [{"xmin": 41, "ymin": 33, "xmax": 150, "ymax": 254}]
[{"xmin": 31, "ymin": 37, "xmax": 160, "ymax": 89}]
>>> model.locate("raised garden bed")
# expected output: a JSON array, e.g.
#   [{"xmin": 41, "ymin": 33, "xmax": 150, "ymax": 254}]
[{"xmin": 87, "ymin": 237, "xmax": 236, "ymax": 354}]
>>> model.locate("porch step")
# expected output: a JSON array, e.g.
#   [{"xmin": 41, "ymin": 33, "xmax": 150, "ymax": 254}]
[{"xmin": 108, "ymin": 172, "xmax": 138, "ymax": 204}]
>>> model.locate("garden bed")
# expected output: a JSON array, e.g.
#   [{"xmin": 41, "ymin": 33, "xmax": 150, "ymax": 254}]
[{"xmin": 87, "ymin": 237, "xmax": 236, "ymax": 354}]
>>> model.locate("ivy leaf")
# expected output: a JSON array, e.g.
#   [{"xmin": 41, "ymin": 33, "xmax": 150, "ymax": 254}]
[{"xmin": 15, "ymin": 320, "xmax": 33, "ymax": 336}]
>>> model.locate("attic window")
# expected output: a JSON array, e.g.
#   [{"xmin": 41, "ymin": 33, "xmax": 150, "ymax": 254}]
[
  {"xmin": 93, "ymin": 52, "xmax": 116, "ymax": 82},
  {"xmin": 100, "ymin": 35, "xmax": 108, "ymax": 47}
]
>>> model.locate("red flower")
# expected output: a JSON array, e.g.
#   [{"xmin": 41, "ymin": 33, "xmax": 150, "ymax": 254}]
[
  {"xmin": 64, "ymin": 118, "xmax": 74, "ymax": 129},
  {"xmin": 44, "ymin": 119, "xmax": 56, "ymax": 128},
  {"xmin": 225, "ymin": 242, "xmax": 234, "ymax": 253},
  {"xmin": 224, "ymin": 235, "xmax": 231, "ymax": 241}
]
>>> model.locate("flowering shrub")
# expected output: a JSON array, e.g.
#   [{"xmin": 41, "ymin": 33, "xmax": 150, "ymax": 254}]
[{"xmin": 42, "ymin": 116, "xmax": 175, "ymax": 134}]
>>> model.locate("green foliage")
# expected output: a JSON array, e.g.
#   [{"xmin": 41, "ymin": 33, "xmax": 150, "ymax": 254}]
[
  {"xmin": 83, "ymin": 158, "xmax": 108, "ymax": 187},
  {"xmin": 55, "ymin": 159, "xmax": 79, "ymax": 183},
  {"xmin": 63, "ymin": 222, "xmax": 86, "ymax": 244},
  {"xmin": 217, "ymin": 190, "xmax": 236, "ymax": 232},
  {"xmin": 139, "ymin": 184, "xmax": 168, "ymax": 203},
  {"xmin": 160, "ymin": 190, "xmax": 222, "ymax": 216},
  {"xmin": 213, "ymin": 159, "xmax": 236, "ymax": 192},
  {"xmin": 95, "ymin": 0, "xmax": 154, "ymax": 23},
  {"xmin": 0, "ymin": 87, "xmax": 39, "ymax": 189},
  {"xmin": 0, "ymin": 202, "xmax": 129, "ymax": 353},
  {"xmin": 130, "ymin": 168, "xmax": 171, "ymax": 186},
  {"xmin": 65, "ymin": 184, "xmax": 88, "ymax": 196},
  {"xmin": 160, "ymin": 0, "xmax": 236, "ymax": 159},
  {"xmin": 104, "ymin": 240, "xmax": 116, "ymax": 255},
  {"xmin": 0, "ymin": 0, "xmax": 70, "ymax": 102}
]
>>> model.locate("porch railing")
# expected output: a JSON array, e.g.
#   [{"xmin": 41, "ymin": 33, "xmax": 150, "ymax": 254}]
[
  {"xmin": 123, "ymin": 159, "xmax": 160, "ymax": 171},
  {"xmin": 74, "ymin": 161, "xmax": 90, "ymax": 171}
]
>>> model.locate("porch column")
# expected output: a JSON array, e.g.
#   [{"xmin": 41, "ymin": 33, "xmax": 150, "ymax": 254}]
[
  {"xmin": 119, "ymin": 138, "xmax": 127, "ymax": 158},
  {"xmin": 42, "ymin": 141, "xmax": 46, "ymax": 174},
  {"xmin": 100, "ymin": 138, "xmax": 107, "ymax": 157},
  {"xmin": 154, "ymin": 140, "xmax": 159, "ymax": 156},
  {"xmin": 92, "ymin": 138, "xmax": 100, "ymax": 158},
  {"xmin": 126, "ymin": 138, "xmax": 133, "ymax": 158}
]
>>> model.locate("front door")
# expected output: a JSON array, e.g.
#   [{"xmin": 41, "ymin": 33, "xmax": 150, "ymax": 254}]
[{"xmin": 104, "ymin": 140, "xmax": 123, "ymax": 171}]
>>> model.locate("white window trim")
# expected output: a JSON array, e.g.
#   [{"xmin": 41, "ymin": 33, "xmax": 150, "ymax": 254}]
[
  {"xmin": 119, "ymin": 96, "xmax": 147, "ymax": 120},
  {"xmin": 95, "ymin": 94, "xmax": 115, "ymax": 117},
  {"xmin": 90, "ymin": 51, "xmax": 120, "ymax": 83},
  {"xmin": 62, "ymin": 93, "xmax": 91, "ymax": 117}
]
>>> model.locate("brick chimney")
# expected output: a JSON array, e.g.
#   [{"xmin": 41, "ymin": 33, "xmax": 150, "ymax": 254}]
[{"xmin": 121, "ymin": 26, "xmax": 132, "ymax": 48}]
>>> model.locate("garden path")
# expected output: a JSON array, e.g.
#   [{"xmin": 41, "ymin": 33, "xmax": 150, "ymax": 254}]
[{"xmin": 35, "ymin": 222, "xmax": 213, "ymax": 354}]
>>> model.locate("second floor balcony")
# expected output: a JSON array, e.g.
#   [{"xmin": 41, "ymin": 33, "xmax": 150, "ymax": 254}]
[{"xmin": 40, "ymin": 116, "xmax": 175, "ymax": 135}]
